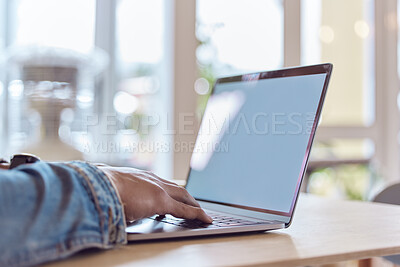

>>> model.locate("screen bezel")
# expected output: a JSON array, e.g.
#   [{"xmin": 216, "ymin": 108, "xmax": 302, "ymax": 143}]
[{"xmin": 185, "ymin": 63, "xmax": 333, "ymax": 227}]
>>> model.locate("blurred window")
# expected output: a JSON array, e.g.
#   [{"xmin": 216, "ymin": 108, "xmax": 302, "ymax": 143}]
[
  {"xmin": 114, "ymin": 0, "xmax": 171, "ymax": 177},
  {"xmin": 302, "ymin": 0, "xmax": 375, "ymax": 127},
  {"xmin": 0, "ymin": 0, "xmax": 172, "ymax": 177},
  {"xmin": 11, "ymin": 0, "xmax": 95, "ymax": 52},
  {"xmin": 302, "ymin": 0, "xmax": 377, "ymax": 199},
  {"xmin": 195, "ymin": 0, "xmax": 284, "ymax": 114},
  {"xmin": 302, "ymin": 0, "xmax": 375, "ymax": 162},
  {"xmin": 196, "ymin": 0, "xmax": 284, "ymax": 79},
  {"xmin": 0, "ymin": 0, "xmax": 399, "ymax": 188},
  {"xmin": 311, "ymin": 139, "xmax": 374, "ymax": 161}
]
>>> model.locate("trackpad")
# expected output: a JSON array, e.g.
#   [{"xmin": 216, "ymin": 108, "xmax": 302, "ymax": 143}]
[{"xmin": 126, "ymin": 218, "xmax": 187, "ymax": 234}]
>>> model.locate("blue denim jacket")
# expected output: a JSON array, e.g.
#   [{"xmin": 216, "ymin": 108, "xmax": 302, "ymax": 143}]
[{"xmin": 0, "ymin": 161, "xmax": 127, "ymax": 266}]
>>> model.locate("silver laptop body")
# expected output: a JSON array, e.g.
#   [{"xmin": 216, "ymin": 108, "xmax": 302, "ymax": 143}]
[{"xmin": 126, "ymin": 64, "xmax": 333, "ymax": 241}]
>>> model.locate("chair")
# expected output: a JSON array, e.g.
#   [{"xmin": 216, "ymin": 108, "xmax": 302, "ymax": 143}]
[{"xmin": 373, "ymin": 183, "xmax": 400, "ymax": 265}]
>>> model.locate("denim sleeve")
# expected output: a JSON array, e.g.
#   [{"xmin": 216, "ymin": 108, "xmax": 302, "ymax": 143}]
[{"xmin": 0, "ymin": 161, "xmax": 127, "ymax": 267}]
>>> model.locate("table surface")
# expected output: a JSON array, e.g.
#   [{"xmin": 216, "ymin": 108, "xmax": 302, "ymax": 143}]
[{"xmin": 45, "ymin": 194, "xmax": 400, "ymax": 267}]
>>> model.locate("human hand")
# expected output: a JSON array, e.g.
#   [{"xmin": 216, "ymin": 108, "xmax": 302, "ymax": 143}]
[
  {"xmin": 98, "ymin": 165, "xmax": 213, "ymax": 224},
  {"xmin": 0, "ymin": 159, "xmax": 9, "ymax": 170}
]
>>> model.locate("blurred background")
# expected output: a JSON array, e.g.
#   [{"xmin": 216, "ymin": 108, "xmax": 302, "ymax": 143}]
[{"xmin": 0, "ymin": 0, "xmax": 399, "ymax": 204}]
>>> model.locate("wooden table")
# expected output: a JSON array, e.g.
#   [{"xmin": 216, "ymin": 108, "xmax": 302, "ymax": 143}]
[{"xmin": 45, "ymin": 194, "xmax": 400, "ymax": 267}]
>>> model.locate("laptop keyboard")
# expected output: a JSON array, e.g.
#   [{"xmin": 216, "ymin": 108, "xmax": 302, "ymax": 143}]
[{"xmin": 151, "ymin": 211, "xmax": 266, "ymax": 229}]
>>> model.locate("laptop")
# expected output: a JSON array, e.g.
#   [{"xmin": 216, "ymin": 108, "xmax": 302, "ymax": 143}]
[{"xmin": 126, "ymin": 63, "xmax": 333, "ymax": 241}]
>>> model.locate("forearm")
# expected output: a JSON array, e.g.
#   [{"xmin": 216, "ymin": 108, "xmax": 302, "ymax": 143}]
[{"xmin": 0, "ymin": 161, "xmax": 126, "ymax": 267}]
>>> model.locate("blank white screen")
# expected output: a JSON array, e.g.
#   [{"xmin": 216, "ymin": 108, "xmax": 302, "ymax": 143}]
[{"xmin": 186, "ymin": 73, "xmax": 327, "ymax": 213}]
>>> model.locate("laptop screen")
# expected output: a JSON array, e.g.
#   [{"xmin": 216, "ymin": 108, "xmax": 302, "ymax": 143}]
[{"xmin": 186, "ymin": 65, "xmax": 331, "ymax": 216}]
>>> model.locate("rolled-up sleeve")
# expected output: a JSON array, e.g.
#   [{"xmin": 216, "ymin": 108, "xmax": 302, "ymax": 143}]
[{"xmin": 0, "ymin": 161, "xmax": 127, "ymax": 267}]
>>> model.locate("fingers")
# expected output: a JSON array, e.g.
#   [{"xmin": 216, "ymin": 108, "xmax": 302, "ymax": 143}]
[
  {"xmin": 165, "ymin": 197, "xmax": 213, "ymax": 223},
  {"xmin": 162, "ymin": 185, "xmax": 201, "ymax": 208},
  {"xmin": 143, "ymin": 172, "xmax": 200, "ymax": 208}
]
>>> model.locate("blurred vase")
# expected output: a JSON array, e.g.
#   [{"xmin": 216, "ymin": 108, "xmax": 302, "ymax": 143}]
[{"xmin": 1, "ymin": 45, "xmax": 107, "ymax": 161}]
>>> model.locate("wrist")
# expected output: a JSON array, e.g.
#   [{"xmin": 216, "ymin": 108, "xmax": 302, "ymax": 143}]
[
  {"xmin": 67, "ymin": 161, "xmax": 128, "ymax": 244},
  {"xmin": 0, "ymin": 163, "xmax": 9, "ymax": 170},
  {"xmin": 96, "ymin": 166, "xmax": 127, "ymax": 217}
]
